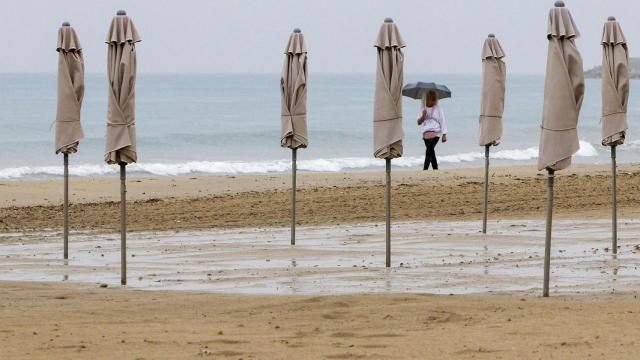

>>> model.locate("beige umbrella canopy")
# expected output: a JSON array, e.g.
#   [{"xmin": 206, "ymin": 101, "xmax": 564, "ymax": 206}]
[
  {"xmin": 479, "ymin": 34, "xmax": 506, "ymax": 234},
  {"xmin": 601, "ymin": 17, "xmax": 629, "ymax": 146},
  {"xmin": 373, "ymin": 18, "xmax": 405, "ymax": 159},
  {"xmin": 538, "ymin": 2, "xmax": 584, "ymax": 172},
  {"xmin": 540, "ymin": 1, "xmax": 584, "ymax": 297},
  {"xmin": 105, "ymin": 12, "xmax": 141, "ymax": 164},
  {"xmin": 55, "ymin": 23, "xmax": 84, "ymax": 155},
  {"xmin": 56, "ymin": 22, "xmax": 85, "ymax": 261},
  {"xmin": 601, "ymin": 16, "xmax": 629, "ymax": 255},
  {"xmin": 105, "ymin": 10, "xmax": 141, "ymax": 286},
  {"xmin": 373, "ymin": 18, "xmax": 405, "ymax": 268},
  {"xmin": 280, "ymin": 29, "xmax": 308, "ymax": 149},
  {"xmin": 478, "ymin": 34, "xmax": 506, "ymax": 147},
  {"xmin": 280, "ymin": 28, "xmax": 308, "ymax": 246}
]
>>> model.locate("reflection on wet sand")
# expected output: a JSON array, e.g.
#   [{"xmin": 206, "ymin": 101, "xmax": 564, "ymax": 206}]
[{"xmin": 1, "ymin": 219, "xmax": 639, "ymax": 295}]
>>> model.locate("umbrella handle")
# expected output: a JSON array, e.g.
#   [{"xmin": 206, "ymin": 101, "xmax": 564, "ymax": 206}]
[
  {"xmin": 63, "ymin": 153, "xmax": 69, "ymax": 260},
  {"xmin": 291, "ymin": 149, "xmax": 296, "ymax": 246},
  {"xmin": 543, "ymin": 169, "xmax": 554, "ymax": 297},
  {"xmin": 385, "ymin": 159, "xmax": 391, "ymax": 268},
  {"xmin": 120, "ymin": 163, "xmax": 127, "ymax": 285},
  {"xmin": 482, "ymin": 145, "xmax": 489, "ymax": 234},
  {"xmin": 611, "ymin": 145, "xmax": 617, "ymax": 254}
]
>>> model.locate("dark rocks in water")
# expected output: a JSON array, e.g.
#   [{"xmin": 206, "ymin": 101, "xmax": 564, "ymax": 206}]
[{"xmin": 584, "ymin": 57, "xmax": 640, "ymax": 79}]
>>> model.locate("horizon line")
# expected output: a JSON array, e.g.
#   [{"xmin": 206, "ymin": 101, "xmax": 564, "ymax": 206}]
[{"xmin": 0, "ymin": 71, "xmax": 546, "ymax": 76}]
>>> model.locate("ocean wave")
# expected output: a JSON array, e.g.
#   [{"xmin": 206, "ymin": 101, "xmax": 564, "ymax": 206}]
[
  {"xmin": 0, "ymin": 141, "xmax": 598, "ymax": 179},
  {"xmin": 402, "ymin": 140, "xmax": 596, "ymax": 165},
  {"xmin": 622, "ymin": 140, "xmax": 640, "ymax": 150}
]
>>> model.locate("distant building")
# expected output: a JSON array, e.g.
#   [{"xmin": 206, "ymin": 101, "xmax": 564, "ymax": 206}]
[{"xmin": 585, "ymin": 57, "xmax": 640, "ymax": 79}]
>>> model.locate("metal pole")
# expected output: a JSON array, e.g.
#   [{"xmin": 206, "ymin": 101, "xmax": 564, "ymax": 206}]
[
  {"xmin": 543, "ymin": 169, "xmax": 554, "ymax": 297},
  {"xmin": 611, "ymin": 145, "xmax": 617, "ymax": 255},
  {"xmin": 385, "ymin": 158, "xmax": 391, "ymax": 268},
  {"xmin": 63, "ymin": 153, "xmax": 69, "ymax": 260},
  {"xmin": 120, "ymin": 163, "xmax": 127, "ymax": 285},
  {"xmin": 291, "ymin": 148, "xmax": 297, "ymax": 246},
  {"xmin": 482, "ymin": 145, "xmax": 490, "ymax": 234}
]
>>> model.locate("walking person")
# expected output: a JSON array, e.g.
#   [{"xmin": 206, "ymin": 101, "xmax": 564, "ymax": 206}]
[{"xmin": 417, "ymin": 90, "xmax": 448, "ymax": 170}]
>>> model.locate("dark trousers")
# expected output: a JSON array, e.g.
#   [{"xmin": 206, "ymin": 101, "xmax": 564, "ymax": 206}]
[{"xmin": 423, "ymin": 137, "xmax": 440, "ymax": 170}]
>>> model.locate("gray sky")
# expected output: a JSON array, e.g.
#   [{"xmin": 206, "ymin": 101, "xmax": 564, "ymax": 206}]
[{"xmin": 1, "ymin": 0, "xmax": 638, "ymax": 74}]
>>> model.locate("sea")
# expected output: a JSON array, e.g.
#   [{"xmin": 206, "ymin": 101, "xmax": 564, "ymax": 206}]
[{"xmin": 0, "ymin": 73, "xmax": 636, "ymax": 180}]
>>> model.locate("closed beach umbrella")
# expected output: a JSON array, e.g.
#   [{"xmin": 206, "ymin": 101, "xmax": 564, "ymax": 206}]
[
  {"xmin": 373, "ymin": 18, "xmax": 405, "ymax": 268},
  {"xmin": 601, "ymin": 16, "xmax": 629, "ymax": 255},
  {"xmin": 55, "ymin": 22, "xmax": 85, "ymax": 260},
  {"xmin": 478, "ymin": 34, "xmax": 506, "ymax": 234},
  {"xmin": 539, "ymin": 1, "xmax": 584, "ymax": 297},
  {"xmin": 280, "ymin": 28, "xmax": 308, "ymax": 246},
  {"xmin": 105, "ymin": 10, "xmax": 141, "ymax": 285}
]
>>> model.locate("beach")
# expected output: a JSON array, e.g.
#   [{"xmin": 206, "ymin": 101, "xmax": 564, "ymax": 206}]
[
  {"xmin": 2, "ymin": 281, "xmax": 640, "ymax": 359},
  {"xmin": 0, "ymin": 65, "xmax": 631, "ymax": 360},
  {"xmin": 3, "ymin": 164, "xmax": 640, "ymax": 358},
  {"xmin": 2, "ymin": 163, "xmax": 640, "ymax": 233},
  {"xmin": 5, "ymin": 0, "xmax": 640, "ymax": 358}
]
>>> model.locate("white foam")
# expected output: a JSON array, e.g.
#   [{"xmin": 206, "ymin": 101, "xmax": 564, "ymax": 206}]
[
  {"xmin": 0, "ymin": 142, "xmax": 599, "ymax": 179},
  {"xmin": 0, "ymin": 164, "xmax": 116, "ymax": 179},
  {"xmin": 576, "ymin": 140, "xmax": 598, "ymax": 157}
]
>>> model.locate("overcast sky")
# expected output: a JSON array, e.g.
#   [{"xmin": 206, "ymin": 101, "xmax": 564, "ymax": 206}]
[{"xmin": 1, "ymin": 0, "xmax": 638, "ymax": 74}]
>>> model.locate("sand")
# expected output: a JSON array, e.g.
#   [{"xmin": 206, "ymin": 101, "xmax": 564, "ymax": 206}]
[
  {"xmin": 2, "ymin": 281, "xmax": 640, "ymax": 359},
  {"xmin": 3, "ymin": 164, "xmax": 640, "ymax": 359},
  {"xmin": 2, "ymin": 163, "xmax": 640, "ymax": 233}
]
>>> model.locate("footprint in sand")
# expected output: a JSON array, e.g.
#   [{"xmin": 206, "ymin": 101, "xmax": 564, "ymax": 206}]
[
  {"xmin": 331, "ymin": 332, "xmax": 357, "ymax": 338},
  {"xmin": 322, "ymin": 311, "xmax": 348, "ymax": 320},
  {"xmin": 325, "ymin": 353, "xmax": 367, "ymax": 359}
]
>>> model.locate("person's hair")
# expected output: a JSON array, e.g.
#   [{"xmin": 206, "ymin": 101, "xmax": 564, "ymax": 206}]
[{"xmin": 422, "ymin": 90, "xmax": 438, "ymax": 108}]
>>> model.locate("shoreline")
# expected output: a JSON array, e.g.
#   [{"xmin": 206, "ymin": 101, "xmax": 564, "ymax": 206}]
[
  {"xmin": 1, "ymin": 162, "xmax": 635, "ymax": 206},
  {"xmin": 2, "ymin": 163, "xmax": 640, "ymax": 234}
]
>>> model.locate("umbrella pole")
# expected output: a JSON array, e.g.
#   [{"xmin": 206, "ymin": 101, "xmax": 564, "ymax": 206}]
[
  {"xmin": 543, "ymin": 169, "xmax": 554, "ymax": 297},
  {"xmin": 291, "ymin": 148, "xmax": 297, "ymax": 246},
  {"xmin": 120, "ymin": 163, "xmax": 127, "ymax": 285},
  {"xmin": 63, "ymin": 153, "xmax": 69, "ymax": 260},
  {"xmin": 385, "ymin": 158, "xmax": 391, "ymax": 268},
  {"xmin": 482, "ymin": 145, "xmax": 490, "ymax": 234},
  {"xmin": 611, "ymin": 145, "xmax": 617, "ymax": 255}
]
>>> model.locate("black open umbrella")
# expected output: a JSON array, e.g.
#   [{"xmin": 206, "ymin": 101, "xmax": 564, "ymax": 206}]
[{"xmin": 402, "ymin": 82, "xmax": 451, "ymax": 100}]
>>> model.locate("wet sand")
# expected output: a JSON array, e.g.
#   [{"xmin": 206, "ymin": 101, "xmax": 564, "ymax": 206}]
[
  {"xmin": 3, "ymin": 163, "xmax": 640, "ymax": 233},
  {"xmin": 2, "ymin": 220, "xmax": 639, "ymax": 294}
]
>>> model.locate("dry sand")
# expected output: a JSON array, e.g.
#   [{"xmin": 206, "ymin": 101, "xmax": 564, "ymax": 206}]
[
  {"xmin": 2, "ymin": 163, "xmax": 640, "ymax": 233},
  {"xmin": 3, "ymin": 164, "xmax": 640, "ymax": 359},
  {"xmin": 2, "ymin": 281, "xmax": 640, "ymax": 359}
]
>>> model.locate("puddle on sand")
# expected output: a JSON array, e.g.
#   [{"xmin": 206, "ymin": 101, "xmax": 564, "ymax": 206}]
[{"xmin": 1, "ymin": 220, "xmax": 640, "ymax": 295}]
